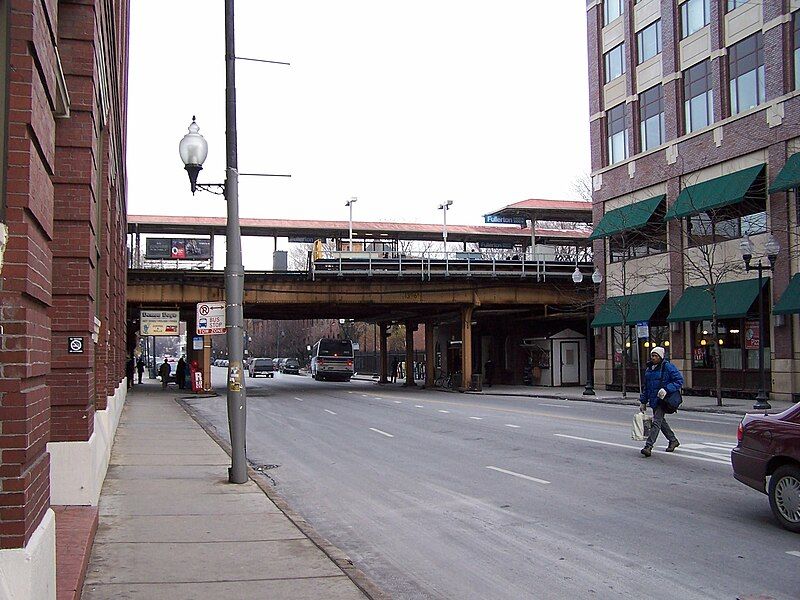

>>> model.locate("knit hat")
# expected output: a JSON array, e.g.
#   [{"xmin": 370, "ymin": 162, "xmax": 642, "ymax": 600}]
[{"xmin": 650, "ymin": 346, "xmax": 665, "ymax": 360}]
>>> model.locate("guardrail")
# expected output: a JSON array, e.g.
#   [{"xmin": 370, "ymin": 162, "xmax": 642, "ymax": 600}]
[{"xmin": 312, "ymin": 251, "xmax": 592, "ymax": 281}]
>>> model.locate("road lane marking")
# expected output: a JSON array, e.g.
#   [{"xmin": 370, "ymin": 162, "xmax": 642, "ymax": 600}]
[
  {"xmin": 553, "ymin": 434, "xmax": 729, "ymax": 465},
  {"xmin": 374, "ymin": 397, "xmax": 383, "ymax": 400},
  {"xmin": 504, "ymin": 424, "xmax": 521, "ymax": 428},
  {"xmin": 324, "ymin": 409, "xmax": 337, "ymax": 415},
  {"xmin": 438, "ymin": 410, "xmax": 450, "ymax": 413},
  {"xmin": 393, "ymin": 400, "xmax": 402, "ymax": 404},
  {"xmin": 486, "ymin": 466, "xmax": 550, "ymax": 485},
  {"xmin": 540, "ymin": 403, "xmax": 569, "ymax": 408},
  {"xmin": 415, "ymin": 405, "xmax": 424, "ymax": 408},
  {"xmin": 469, "ymin": 416, "xmax": 483, "ymax": 420},
  {"xmin": 787, "ymin": 551, "xmax": 800, "ymax": 558},
  {"xmin": 361, "ymin": 394, "xmax": 369, "ymax": 397},
  {"xmin": 369, "ymin": 427, "xmax": 394, "ymax": 438},
  {"xmin": 294, "ymin": 397, "xmax": 304, "ymax": 402}
]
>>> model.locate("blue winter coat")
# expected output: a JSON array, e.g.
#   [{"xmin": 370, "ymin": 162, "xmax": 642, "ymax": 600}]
[{"xmin": 639, "ymin": 360, "xmax": 684, "ymax": 408}]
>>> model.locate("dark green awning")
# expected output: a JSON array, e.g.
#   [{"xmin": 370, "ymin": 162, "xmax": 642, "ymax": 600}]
[
  {"xmin": 589, "ymin": 195, "xmax": 665, "ymax": 241},
  {"xmin": 664, "ymin": 164, "xmax": 765, "ymax": 221},
  {"xmin": 773, "ymin": 273, "xmax": 800, "ymax": 315},
  {"xmin": 591, "ymin": 290, "xmax": 668, "ymax": 328},
  {"xmin": 666, "ymin": 278, "xmax": 766, "ymax": 322},
  {"xmin": 770, "ymin": 153, "xmax": 800, "ymax": 193}
]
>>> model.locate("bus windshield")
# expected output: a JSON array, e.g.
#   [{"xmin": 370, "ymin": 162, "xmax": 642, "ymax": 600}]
[{"xmin": 318, "ymin": 339, "xmax": 353, "ymax": 357}]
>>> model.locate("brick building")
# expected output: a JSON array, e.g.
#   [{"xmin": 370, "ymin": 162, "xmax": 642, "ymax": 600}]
[
  {"xmin": 0, "ymin": 1, "xmax": 129, "ymax": 597},
  {"xmin": 586, "ymin": 0, "xmax": 800, "ymax": 400}
]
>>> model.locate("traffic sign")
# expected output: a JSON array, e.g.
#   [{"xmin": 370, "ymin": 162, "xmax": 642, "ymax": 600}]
[
  {"xmin": 636, "ymin": 321, "xmax": 649, "ymax": 339},
  {"xmin": 196, "ymin": 302, "xmax": 226, "ymax": 335}
]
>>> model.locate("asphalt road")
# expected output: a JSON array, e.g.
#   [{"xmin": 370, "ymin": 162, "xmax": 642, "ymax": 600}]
[{"xmin": 182, "ymin": 369, "xmax": 800, "ymax": 600}]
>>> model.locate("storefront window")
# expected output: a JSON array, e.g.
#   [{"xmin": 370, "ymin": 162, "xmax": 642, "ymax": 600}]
[{"xmin": 691, "ymin": 318, "xmax": 770, "ymax": 370}]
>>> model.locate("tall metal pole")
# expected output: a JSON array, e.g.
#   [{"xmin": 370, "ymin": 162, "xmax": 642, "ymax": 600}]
[
  {"xmin": 754, "ymin": 263, "xmax": 771, "ymax": 410},
  {"xmin": 224, "ymin": 0, "xmax": 248, "ymax": 484}
]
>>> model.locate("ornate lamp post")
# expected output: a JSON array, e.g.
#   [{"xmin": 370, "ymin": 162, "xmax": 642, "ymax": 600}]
[
  {"xmin": 345, "ymin": 197, "xmax": 357, "ymax": 252},
  {"xmin": 573, "ymin": 266, "xmax": 603, "ymax": 395},
  {"xmin": 739, "ymin": 233, "xmax": 780, "ymax": 411},
  {"xmin": 438, "ymin": 200, "xmax": 453, "ymax": 274}
]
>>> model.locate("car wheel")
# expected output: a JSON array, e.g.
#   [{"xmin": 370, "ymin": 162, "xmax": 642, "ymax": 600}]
[{"xmin": 768, "ymin": 464, "xmax": 800, "ymax": 533}]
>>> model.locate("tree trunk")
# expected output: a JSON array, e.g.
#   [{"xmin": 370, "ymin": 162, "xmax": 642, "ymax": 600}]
[
  {"xmin": 712, "ymin": 316, "xmax": 723, "ymax": 406},
  {"xmin": 621, "ymin": 326, "xmax": 627, "ymax": 399}
]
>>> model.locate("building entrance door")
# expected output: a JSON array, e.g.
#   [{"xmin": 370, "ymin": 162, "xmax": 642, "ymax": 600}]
[{"xmin": 560, "ymin": 341, "xmax": 580, "ymax": 385}]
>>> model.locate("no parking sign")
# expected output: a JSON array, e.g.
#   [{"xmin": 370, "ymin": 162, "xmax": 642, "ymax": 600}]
[{"xmin": 196, "ymin": 301, "xmax": 226, "ymax": 335}]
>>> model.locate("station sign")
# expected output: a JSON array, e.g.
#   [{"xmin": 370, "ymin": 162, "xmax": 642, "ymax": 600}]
[
  {"xmin": 196, "ymin": 301, "xmax": 226, "ymax": 335},
  {"xmin": 145, "ymin": 237, "xmax": 212, "ymax": 260},
  {"xmin": 288, "ymin": 236, "xmax": 319, "ymax": 244},
  {"xmin": 478, "ymin": 242, "xmax": 515, "ymax": 249},
  {"xmin": 140, "ymin": 310, "xmax": 180, "ymax": 336},
  {"xmin": 484, "ymin": 215, "xmax": 528, "ymax": 226}
]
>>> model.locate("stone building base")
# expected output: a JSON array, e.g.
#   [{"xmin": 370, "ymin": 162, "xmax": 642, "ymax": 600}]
[{"xmin": 0, "ymin": 509, "xmax": 56, "ymax": 600}]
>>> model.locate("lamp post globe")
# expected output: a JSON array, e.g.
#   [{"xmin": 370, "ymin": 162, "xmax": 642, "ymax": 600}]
[
  {"xmin": 592, "ymin": 267, "xmax": 603, "ymax": 285},
  {"xmin": 178, "ymin": 116, "xmax": 209, "ymax": 194},
  {"xmin": 572, "ymin": 267, "xmax": 583, "ymax": 284}
]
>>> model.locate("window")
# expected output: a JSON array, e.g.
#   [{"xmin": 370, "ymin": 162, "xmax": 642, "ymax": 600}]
[
  {"xmin": 681, "ymin": 0, "xmax": 710, "ymax": 39},
  {"xmin": 604, "ymin": 0, "xmax": 624, "ymax": 26},
  {"xmin": 686, "ymin": 197, "xmax": 767, "ymax": 248},
  {"xmin": 604, "ymin": 43, "xmax": 626, "ymax": 83},
  {"xmin": 637, "ymin": 20, "xmax": 662, "ymax": 64},
  {"xmin": 608, "ymin": 222, "xmax": 667, "ymax": 263},
  {"xmin": 729, "ymin": 33, "xmax": 765, "ymax": 115},
  {"xmin": 607, "ymin": 103, "xmax": 628, "ymax": 165},
  {"xmin": 692, "ymin": 317, "xmax": 770, "ymax": 371},
  {"xmin": 794, "ymin": 13, "xmax": 800, "ymax": 90},
  {"xmin": 683, "ymin": 60, "xmax": 713, "ymax": 133},
  {"xmin": 727, "ymin": 0, "xmax": 750, "ymax": 10},
  {"xmin": 639, "ymin": 85, "xmax": 664, "ymax": 151}
]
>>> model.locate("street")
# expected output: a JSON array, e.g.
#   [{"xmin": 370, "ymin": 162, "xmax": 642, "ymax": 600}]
[{"xmin": 183, "ymin": 369, "xmax": 800, "ymax": 600}]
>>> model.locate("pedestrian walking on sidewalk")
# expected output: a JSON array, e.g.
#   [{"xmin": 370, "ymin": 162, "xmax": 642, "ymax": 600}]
[
  {"xmin": 639, "ymin": 346, "xmax": 683, "ymax": 457},
  {"xmin": 391, "ymin": 357, "xmax": 398, "ymax": 383},
  {"xmin": 159, "ymin": 358, "xmax": 171, "ymax": 390},
  {"xmin": 136, "ymin": 356, "xmax": 145, "ymax": 384},
  {"xmin": 126, "ymin": 355, "xmax": 135, "ymax": 389},
  {"xmin": 176, "ymin": 356, "xmax": 187, "ymax": 390}
]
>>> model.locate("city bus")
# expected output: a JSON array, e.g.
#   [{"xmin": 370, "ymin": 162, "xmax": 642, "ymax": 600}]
[{"xmin": 310, "ymin": 338, "xmax": 355, "ymax": 382}]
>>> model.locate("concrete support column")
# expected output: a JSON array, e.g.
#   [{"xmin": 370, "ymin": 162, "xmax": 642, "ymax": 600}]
[
  {"xmin": 460, "ymin": 306, "xmax": 474, "ymax": 391},
  {"xmin": 378, "ymin": 322, "xmax": 389, "ymax": 384},
  {"xmin": 404, "ymin": 321, "xmax": 416, "ymax": 387},
  {"xmin": 425, "ymin": 322, "xmax": 436, "ymax": 387}
]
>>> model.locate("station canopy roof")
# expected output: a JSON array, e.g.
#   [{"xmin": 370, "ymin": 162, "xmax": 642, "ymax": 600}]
[
  {"xmin": 127, "ymin": 215, "xmax": 590, "ymax": 246},
  {"xmin": 484, "ymin": 198, "xmax": 593, "ymax": 225}
]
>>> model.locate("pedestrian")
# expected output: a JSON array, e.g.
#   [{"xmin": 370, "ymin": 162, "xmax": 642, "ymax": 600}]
[
  {"xmin": 176, "ymin": 356, "xmax": 187, "ymax": 390},
  {"xmin": 484, "ymin": 359, "xmax": 494, "ymax": 387},
  {"xmin": 136, "ymin": 356, "xmax": 145, "ymax": 384},
  {"xmin": 126, "ymin": 355, "xmax": 135, "ymax": 389},
  {"xmin": 159, "ymin": 358, "xmax": 171, "ymax": 390},
  {"xmin": 391, "ymin": 357, "xmax": 398, "ymax": 383},
  {"xmin": 639, "ymin": 346, "xmax": 682, "ymax": 457}
]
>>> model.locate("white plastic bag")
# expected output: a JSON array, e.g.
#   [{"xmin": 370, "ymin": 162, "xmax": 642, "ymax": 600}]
[{"xmin": 631, "ymin": 411, "xmax": 653, "ymax": 441}]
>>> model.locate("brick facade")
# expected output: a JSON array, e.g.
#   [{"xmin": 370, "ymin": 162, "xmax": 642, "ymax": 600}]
[{"xmin": 0, "ymin": 0, "xmax": 129, "ymax": 550}]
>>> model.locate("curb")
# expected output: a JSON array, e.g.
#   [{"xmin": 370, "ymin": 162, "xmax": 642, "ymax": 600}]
[{"xmin": 175, "ymin": 397, "xmax": 390, "ymax": 600}]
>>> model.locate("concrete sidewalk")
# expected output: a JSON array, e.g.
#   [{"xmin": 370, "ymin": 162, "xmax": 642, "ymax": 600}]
[{"xmin": 81, "ymin": 384, "xmax": 376, "ymax": 599}]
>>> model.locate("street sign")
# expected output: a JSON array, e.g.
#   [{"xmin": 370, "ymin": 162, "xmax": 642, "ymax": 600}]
[
  {"xmin": 192, "ymin": 336, "xmax": 204, "ymax": 351},
  {"xmin": 196, "ymin": 301, "xmax": 226, "ymax": 335},
  {"xmin": 484, "ymin": 215, "xmax": 528, "ymax": 226},
  {"xmin": 68, "ymin": 337, "xmax": 84, "ymax": 354},
  {"xmin": 140, "ymin": 310, "xmax": 180, "ymax": 336},
  {"xmin": 636, "ymin": 321, "xmax": 649, "ymax": 339}
]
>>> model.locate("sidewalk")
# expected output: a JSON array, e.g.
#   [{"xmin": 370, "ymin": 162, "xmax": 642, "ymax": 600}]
[{"xmin": 80, "ymin": 383, "xmax": 378, "ymax": 600}]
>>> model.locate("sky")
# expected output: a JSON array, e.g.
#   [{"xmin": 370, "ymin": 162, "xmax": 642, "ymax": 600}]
[{"xmin": 126, "ymin": 1, "xmax": 591, "ymax": 267}]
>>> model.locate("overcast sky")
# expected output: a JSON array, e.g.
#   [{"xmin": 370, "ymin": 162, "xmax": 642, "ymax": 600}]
[{"xmin": 127, "ymin": 1, "xmax": 590, "ymax": 235}]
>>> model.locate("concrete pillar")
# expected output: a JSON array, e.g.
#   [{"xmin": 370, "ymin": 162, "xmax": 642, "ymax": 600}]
[
  {"xmin": 378, "ymin": 322, "xmax": 389, "ymax": 384},
  {"xmin": 404, "ymin": 321, "xmax": 416, "ymax": 387},
  {"xmin": 460, "ymin": 306, "xmax": 474, "ymax": 391},
  {"xmin": 425, "ymin": 322, "xmax": 436, "ymax": 387}
]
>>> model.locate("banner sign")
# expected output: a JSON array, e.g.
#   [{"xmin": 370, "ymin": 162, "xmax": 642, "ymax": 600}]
[
  {"xmin": 140, "ymin": 310, "xmax": 180, "ymax": 336},
  {"xmin": 196, "ymin": 301, "xmax": 226, "ymax": 335},
  {"xmin": 145, "ymin": 238, "xmax": 212, "ymax": 260},
  {"xmin": 745, "ymin": 320, "xmax": 760, "ymax": 350},
  {"xmin": 484, "ymin": 215, "xmax": 528, "ymax": 226},
  {"xmin": 478, "ymin": 242, "xmax": 515, "ymax": 249},
  {"xmin": 288, "ymin": 236, "xmax": 319, "ymax": 244}
]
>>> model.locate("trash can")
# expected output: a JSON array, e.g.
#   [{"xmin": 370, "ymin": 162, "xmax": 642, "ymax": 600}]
[{"xmin": 470, "ymin": 373, "xmax": 483, "ymax": 391}]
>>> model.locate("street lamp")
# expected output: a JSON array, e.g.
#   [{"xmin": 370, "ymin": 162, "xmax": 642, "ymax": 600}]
[
  {"xmin": 573, "ymin": 266, "xmax": 603, "ymax": 395},
  {"xmin": 739, "ymin": 233, "xmax": 780, "ymax": 411},
  {"xmin": 438, "ymin": 200, "xmax": 453, "ymax": 273},
  {"xmin": 345, "ymin": 197, "xmax": 357, "ymax": 252},
  {"xmin": 176, "ymin": 0, "xmax": 248, "ymax": 484}
]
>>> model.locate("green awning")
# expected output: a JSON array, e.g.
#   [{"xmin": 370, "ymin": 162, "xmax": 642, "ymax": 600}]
[
  {"xmin": 666, "ymin": 278, "xmax": 766, "ymax": 322},
  {"xmin": 773, "ymin": 273, "xmax": 800, "ymax": 315},
  {"xmin": 591, "ymin": 290, "xmax": 668, "ymax": 328},
  {"xmin": 770, "ymin": 153, "xmax": 800, "ymax": 193},
  {"xmin": 589, "ymin": 195, "xmax": 665, "ymax": 241},
  {"xmin": 664, "ymin": 164, "xmax": 765, "ymax": 221}
]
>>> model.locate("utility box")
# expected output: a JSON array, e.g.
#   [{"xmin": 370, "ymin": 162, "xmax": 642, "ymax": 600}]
[{"xmin": 272, "ymin": 251, "xmax": 288, "ymax": 271}]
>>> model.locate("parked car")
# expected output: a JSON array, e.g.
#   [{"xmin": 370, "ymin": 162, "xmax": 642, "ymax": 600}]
[
  {"xmin": 250, "ymin": 358, "xmax": 275, "ymax": 378},
  {"xmin": 731, "ymin": 402, "xmax": 800, "ymax": 532},
  {"xmin": 281, "ymin": 358, "xmax": 300, "ymax": 375}
]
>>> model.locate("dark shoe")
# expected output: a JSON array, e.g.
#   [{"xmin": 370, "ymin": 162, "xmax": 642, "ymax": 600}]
[
  {"xmin": 666, "ymin": 440, "xmax": 680, "ymax": 452},
  {"xmin": 640, "ymin": 446, "xmax": 652, "ymax": 457}
]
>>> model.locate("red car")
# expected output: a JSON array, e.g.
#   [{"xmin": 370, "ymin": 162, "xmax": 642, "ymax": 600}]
[{"xmin": 731, "ymin": 402, "xmax": 800, "ymax": 532}]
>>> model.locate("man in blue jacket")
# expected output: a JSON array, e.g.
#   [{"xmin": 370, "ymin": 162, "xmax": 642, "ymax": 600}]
[{"xmin": 639, "ymin": 346, "xmax": 682, "ymax": 457}]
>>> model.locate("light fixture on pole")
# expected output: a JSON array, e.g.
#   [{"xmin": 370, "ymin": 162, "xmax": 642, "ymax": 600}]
[
  {"xmin": 739, "ymin": 233, "xmax": 780, "ymax": 411},
  {"xmin": 438, "ymin": 200, "xmax": 453, "ymax": 273},
  {"xmin": 178, "ymin": 117, "xmax": 209, "ymax": 195},
  {"xmin": 345, "ymin": 197, "xmax": 357, "ymax": 252},
  {"xmin": 572, "ymin": 266, "xmax": 603, "ymax": 395}
]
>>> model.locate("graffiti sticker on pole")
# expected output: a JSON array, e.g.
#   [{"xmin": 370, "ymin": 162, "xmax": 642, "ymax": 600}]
[{"xmin": 196, "ymin": 301, "xmax": 226, "ymax": 335}]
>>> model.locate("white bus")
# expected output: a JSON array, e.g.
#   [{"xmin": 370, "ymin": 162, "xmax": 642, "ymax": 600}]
[{"xmin": 310, "ymin": 338, "xmax": 354, "ymax": 382}]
